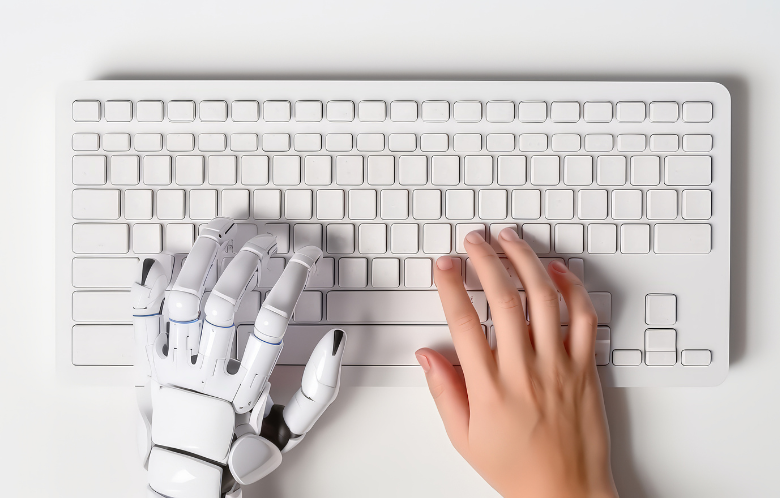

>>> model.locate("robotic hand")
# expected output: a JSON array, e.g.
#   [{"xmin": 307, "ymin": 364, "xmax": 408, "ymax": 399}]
[{"xmin": 132, "ymin": 218, "xmax": 347, "ymax": 498}]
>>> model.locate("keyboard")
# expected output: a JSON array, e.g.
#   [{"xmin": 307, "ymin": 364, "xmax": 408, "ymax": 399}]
[{"xmin": 56, "ymin": 80, "xmax": 731, "ymax": 387}]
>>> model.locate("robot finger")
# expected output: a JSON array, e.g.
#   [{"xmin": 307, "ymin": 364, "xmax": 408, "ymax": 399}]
[{"xmin": 132, "ymin": 258, "xmax": 170, "ymax": 387}]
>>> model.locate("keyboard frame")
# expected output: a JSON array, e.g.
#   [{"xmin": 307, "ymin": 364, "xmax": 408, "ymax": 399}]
[{"xmin": 56, "ymin": 80, "xmax": 731, "ymax": 387}]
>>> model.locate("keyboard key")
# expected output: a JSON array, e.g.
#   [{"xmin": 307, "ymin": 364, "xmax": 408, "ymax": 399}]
[
  {"xmin": 349, "ymin": 189, "xmax": 377, "ymax": 219},
  {"xmin": 587, "ymin": 224, "xmax": 617, "ymax": 253},
  {"xmin": 241, "ymin": 156, "xmax": 269, "ymax": 185},
  {"xmin": 420, "ymin": 134, "xmax": 448, "ymax": 152},
  {"xmin": 73, "ymin": 291, "xmax": 131, "ymax": 322},
  {"xmin": 616, "ymin": 102, "xmax": 645, "ymax": 122},
  {"xmin": 263, "ymin": 133, "xmax": 291, "ymax": 152},
  {"xmin": 551, "ymin": 134, "xmax": 580, "ymax": 152},
  {"xmin": 654, "ymin": 224, "xmax": 711, "ymax": 254},
  {"xmin": 453, "ymin": 133, "xmax": 482, "ymax": 152},
  {"xmin": 479, "ymin": 190, "xmax": 508, "ymax": 219},
  {"xmin": 390, "ymin": 101, "xmax": 418, "ymax": 122},
  {"xmin": 73, "ymin": 133, "xmax": 99, "ymax": 151},
  {"xmin": 388, "ymin": 133, "xmax": 416, "ymax": 152},
  {"xmin": 200, "ymin": 101, "xmax": 227, "ymax": 122},
  {"xmin": 405, "ymin": 258, "xmax": 432, "ymax": 287},
  {"xmin": 295, "ymin": 101, "xmax": 323, "ymax": 122},
  {"xmin": 611, "ymin": 189, "xmax": 642, "ymax": 219},
  {"xmin": 588, "ymin": 292, "xmax": 612, "ymax": 323},
  {"xmin": 327, "ymin": 101, "xmax": 355, "ymax": 122},
  {"xmin": 167, "ymin": 133, "xmax": 195, "ymax": 152},
  {"xmin": 109, "ymin": 156, "xmax": 139, "ymax": 185},
  {"xmin": 645, "ymin": 329, "xmax": 676, "ymax": 366},
  {"xmin": 578, "ymin": 189, "xmax": 607, "ymax": 219},
  {"xmin": 683, "ymin": 134, "xmax": 713, "ymax": 152},
  {"xmin": 143, "ymin": 156, "xmax": 172, "ymax": 185},
  {"xmin": 264, "ymin": 101, "xmax": 291, "ymax": 121},
  {"xmin": 617, "ymin": 134, "xmax": 645, "ymax": 152},
  {"xmin": 264, "ymin": 224, "xmax": 289, "ymax": 253},
  {"xmin": 372, "ymin": 259, "xmax": 400, "ymax": 287},
  {"xmin": 486, "ymin": 134, "xmax": 515, "ymax": 152},
  {"xmin": 488, "ymin": 224, "xmax": 517, "ymax": 254},
  {"xmin": 583, "ymin": 102, "xmax": 612, "ymax": 123},
  {"xmin": 339, "ymin": 258, "xmax": 368, "ymax": 287},
  {"xmin": 72, "ymin": 223, "xmax": 128, "ymax": 253},
  {"xmin": 530, "ymin": 156, "xmax": 560, "ymax": 185},
  {"xmin": 464, "ymin": 156, "xmax": 492, "ymax": 185},
  {"xmin": 367, "ymin": 156, "xmax": 394, "ymax": 185},
  {"xmin": 630, "ymin": 156, "xmax": 660, "ymax": 185},
  {"xmin": 304, "ymin": 156, "xmax": 332, "ymax": 185},
  {"xmin": 646, "ymin": 294, "xmax": 676, "ymax": 325},
  {"xmin": 326, "ymin": 224, "xmax": 354, "ymax": 253},
  {"xmin": 189, "ymin": 190, "xmax": 217, "ymax": 219},
  {"xmin": 485, "ymin": 101, "xmax": 514, "ymax": 123},
  {"xmin": 336, "ymin": 156, "xmax": 364, "ymax": 185},
  {"xmin": 381, "ymin": 190, "xmax": 409, "ymax": 219},
  {"xmin": 665, "ymin": 156, "xmax": 712, "ymax": 185},
  {"xmin": 72, "ymin": 189, "xmax": 120, "ymax": 220},
  {"xmin": 595, "ymin": 326, "xmax": 610, "ymax": 365},
  {"xmin": 357, "ymin": 133, "xmax": 385, "ymax": 152},
  {"xmin": 231, "ymin": 101, "xmax": 260, "ymax": 122},
  {"xmin": 166, "ymin": 223, "xmax": 195, "ymax": 253},
  {"xmin": 584, "ymin": 134, "xmax": 613, "ymax": 152},
  {"xmin": 390, "ymin": 224, "xmax": 419, "ymax": 254},
  {"xmin": 198, "ymin": 133, "xmax": 226, "ymax": 152},
  {"xmin": 358, "ymin": 101, "xmax": 386, "ymax": 122},
  {"xmin": 293, "ymin": 223, "xmax": 322, "ymax": 251},
  {"xmin": 317, "ymin": 190, "xmax": 345, "ymax": 219},
  {"xmin": 497, "ymin": 156, "xmax": 526, "ymax": 186},
  {"xmin": 682, "ymin": 189, "xmax": 712, "ymax": 219},
  {"xmin": 649, "ymin": 134, "xmax": 679, "ymax": 152},
  {"xmin": 175, "ymin": 155, "xmax": 204, "ymax": 185},
  {"xmin": 453, "ymin": 101, "xmax": 482, "ymax": 122},
  {"xmin": 567, "ymin": 257, "xmax": 585, "ymax": 282},
  {"xmin": 168, "ymin": 101, "xmax": 195, "ymax": 122},
  {"xmin": 72, "ymin": 258, "xmax": 139, "ymax": 288},
  {"xmin": 555, "ymin": 224, "xmax": 584, "ymax": 253},
  {"xmin": 545, "ymin": 189, "xmax": 574, "ymax": 219},
  {"xmin": 326, "ymin": 133, "xmax": 353, "ymax": 152},
  {"xmin": 431, "ymin": 156, "xmax": 460, "ymax": 185},
  {"xmin": 413, "ymin": 190, "xmax": 442, "ymax": 219},
  {"xmin": 157, "ymin": 189, "xmax": 185, "ymax": 219},
  {"xmin": 231, "ymin": 133, "xmax": 258, "ymax": 152},
  {"xmin": 72, "ymin": 100, "xmax": 101, "ymax": 122},
  {"xmin": 423, "ymin": 224, "xmax": 451, "ymax": 253},
  {"xmin": 208, "ymin": 156, "xmax": 237, "ymax": 185},
  {"xmin": 550, "ymin": 101, "xmax": 579, "ymax": 122},
  {"xmin": 285, "ymin": 189, "xmax": 313, "ymax": 220},
  {"xmin": 517, "ymin": 101, "xmax": 547, "ymax": 122},
  {"xmin": 103, "ymin": 133, "xmax": 131, "ymax": 152},
  {"xmin": 137, "ymin": 101, "xmax": 164, "ymax": 122},
  {"xmin": 564, "ymin": 156, "xmax": 593, "ymax": 185},
  {"xmin": 647, "ymin": 190, "xmax": 677, "ymax": 220},
  {"xmin": 521, "ymin": 224, "xmax": 550, "ymax": 253},
  {"xmin": 511, "ymin": 189, "xmax": 541, "ymax": 219},
  {"xmin": 273, "ymin": 156, "xmax": 301, "ymax": 185},
  {"xmin": 422, "ymin": 101, "xmax": 449, "ymax": 122},
  {"xmin": 358, "ymin": 224, "xmax": 387, "ymax": 253},
  {"xmin": 398, "ymin": 156, "xmax": 427, "ymax": 185},
  {"xmin": 132, "ymin": 223, "xmax": 163, "ymax": 253},
  {"xmin": 72, "ymin": 155, "xmax": 106, "ymax": 185},
  {"xmin": 649, "ymin": 102, "xmax": 679, "ymax": 122},
  {"xmin": 258, "ymin": 257, "xmax": 286, "ymax": 286},
  {"xmin": 125, "ymin": 190, "xmax": 153, "ymax": 219},
  {"xmin": 519, "ymin": 133, "xmax": 547, "ymax": 152},
  {"xmin": 612, "ymin": 350, "xmax": 642, "ymax": 366},
  {"xmin": 306, "ymin": 258, "xmax": 334, "ymax": 288},
  {"xmin": 596, "ymin": 156, "xmax": 626, "ymax": 185},
  {"xmin": 326, "ymin": 290, "xmax": 487, "ymax": 323},
  {"xmin": 134, "ymin": 133, "xmax": 163, "ymax": 152},
  {"xmin": 446, "ymin": 190, "xmax": 475, "ymax": 220},
  {"xmin": 222, "ymin": 189, "xmax": 250, "ymax": 220},
  {"xmin": 455, "ymin": 224, "xmax": 484, "ymax": 253},
  {"xmin": 620, "ymin": 224, "xmax": 650, "ymax": 253},
  {"xmin": 682, "ymin": 101, "xmax": 713, "ymax": 122},
  {"xmin": 292, "ymin": 291, "xmax": 322, "ymax": 322},
  {"xmin": 681, "ymin": 350, "xmax": 712, "ymax": 366}
]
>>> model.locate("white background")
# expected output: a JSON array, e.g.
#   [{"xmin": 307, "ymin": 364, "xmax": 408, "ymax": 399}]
[{"xmin": 1, "ymin": 1, "xmax": 778, "ymax": 496}]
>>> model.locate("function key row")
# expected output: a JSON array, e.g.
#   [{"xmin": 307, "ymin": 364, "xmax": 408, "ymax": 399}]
[{"xmin": 72, "ymin": 99, "xmax": 714, "ymax": 124}]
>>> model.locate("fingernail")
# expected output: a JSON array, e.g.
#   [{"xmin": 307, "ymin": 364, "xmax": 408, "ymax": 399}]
[
  {"xmin": 551, "ymin": 260, "xmax": 568, "ymax": 273},
  {"xmin": 500, "ymin": 227, "xmax": 520, "ymax": 241},
  {"xmin": 436, "ymin": 256, "xmax": 453, "ymax": 270},
  {"xmin": 465, "ymin": 231, "xmax": 484, "ymax": 244},
  {"xmin": 416, "ymin": 354, "xmax": 431, "ymax": 373}
]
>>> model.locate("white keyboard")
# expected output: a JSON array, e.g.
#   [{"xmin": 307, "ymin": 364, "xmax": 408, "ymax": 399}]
[{"xmin": 56, "ymin": 81, "xmax": 731, "ymax": 387}]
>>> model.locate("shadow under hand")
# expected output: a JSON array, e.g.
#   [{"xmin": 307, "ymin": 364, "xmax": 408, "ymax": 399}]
[{"xmin": 602, "ymin": 388, "xmax": 649, "ymax": 498}]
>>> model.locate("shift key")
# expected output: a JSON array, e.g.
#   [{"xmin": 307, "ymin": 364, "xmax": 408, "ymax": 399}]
[{"xmin": 327, "ymin": 290, "xmax": 487, "ymax": 323}]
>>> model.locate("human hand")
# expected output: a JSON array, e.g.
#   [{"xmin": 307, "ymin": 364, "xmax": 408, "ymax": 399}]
[{"xmin": 416, "ymin": 228, "xmax": 617, "ymax": 498}]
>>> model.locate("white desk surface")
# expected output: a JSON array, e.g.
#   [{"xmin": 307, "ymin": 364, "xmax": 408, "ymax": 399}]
[{"xmin": 1, "ymin": 1, "xmax": 778, "ymax": 496}]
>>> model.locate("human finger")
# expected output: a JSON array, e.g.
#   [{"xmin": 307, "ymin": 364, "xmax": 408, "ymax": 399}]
[{"xmin": 547, "ymin": 260, "xmax": 598, "ymax": 367}]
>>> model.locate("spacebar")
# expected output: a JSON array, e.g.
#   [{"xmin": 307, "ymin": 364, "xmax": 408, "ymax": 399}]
[{"xmin": 326, "ymin": 291, "xmax": 487, "ymax": 323}]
